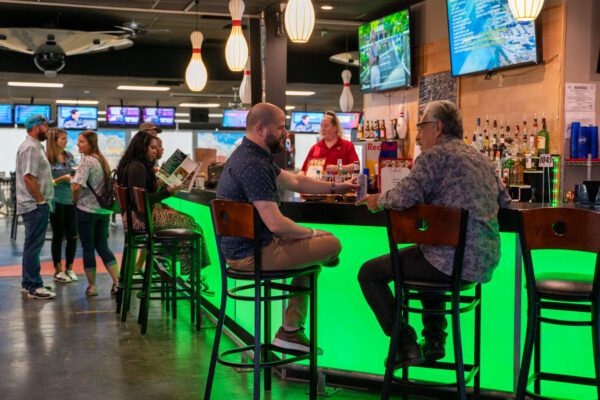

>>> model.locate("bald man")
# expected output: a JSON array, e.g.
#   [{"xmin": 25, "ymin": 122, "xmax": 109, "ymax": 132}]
[{"xmin": 217, "ymin": 102, "xmax": 357, "ymax": 353}]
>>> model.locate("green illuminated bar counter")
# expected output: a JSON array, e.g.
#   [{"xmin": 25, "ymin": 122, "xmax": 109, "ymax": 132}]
[{"xmin": 165, "ymin": 192, "xmax": 596, "ymax": 398}]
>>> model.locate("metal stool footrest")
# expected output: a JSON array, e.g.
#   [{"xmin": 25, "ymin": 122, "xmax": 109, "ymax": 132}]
[
  {"xmin": 218, "ymin": 343, "xmax": 311, "ymax": 369},
  {"xmin": 393, "ymin": 363, "xmax": 479, "ymax": 388},
  {"xmin": 228, "ymin": 281, "xmax": 311, "ymax": 302}
]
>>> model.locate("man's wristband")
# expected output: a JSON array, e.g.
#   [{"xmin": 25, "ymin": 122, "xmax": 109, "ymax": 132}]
[
  {"xmin": 330, "ymin": 182, "xmax": 336, "ymax": 194},
  {"xmin": 37, "ymin": 199, "xmax": 46, "ymax": 205}
]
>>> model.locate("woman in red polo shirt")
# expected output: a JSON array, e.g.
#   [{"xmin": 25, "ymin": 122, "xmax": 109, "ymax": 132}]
[{"xmin": 300, "ymin": 111, "xmax": 360, "ymax": 175}]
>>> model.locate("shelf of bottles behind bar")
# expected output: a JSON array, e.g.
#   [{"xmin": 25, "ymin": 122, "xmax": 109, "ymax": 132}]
[{"xmin": 464, "ymin": 114, "xmax": 550, "ymax": 187}]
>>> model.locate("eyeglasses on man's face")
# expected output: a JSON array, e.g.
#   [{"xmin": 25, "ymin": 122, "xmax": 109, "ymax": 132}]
[{"xmin": 416, "ymin": 120, "xmax": 438, "ymax": 130}]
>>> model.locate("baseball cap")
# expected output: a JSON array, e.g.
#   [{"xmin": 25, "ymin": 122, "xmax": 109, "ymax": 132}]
[
  {"xmin": 25, "ymin": 114, "xmax": 53, "ymax": 130},
  {"xmin": 139, "ymin": 122, "xmax": 162, "ymax": 134}
]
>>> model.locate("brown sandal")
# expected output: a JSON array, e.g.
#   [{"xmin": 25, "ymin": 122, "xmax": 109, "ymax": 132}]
[{"xmin": 85, "ymin": 286, "xmax": 98, "ymax": 297}]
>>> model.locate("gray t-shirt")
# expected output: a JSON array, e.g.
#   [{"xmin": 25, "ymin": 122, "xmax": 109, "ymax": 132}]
[
  {"xmin": 72, "ymin": 155, "xmax": 112, "ymax": 215},
  {"xmin": 16, "ymin": 135, "xmax": 54, "ymax": 215}
]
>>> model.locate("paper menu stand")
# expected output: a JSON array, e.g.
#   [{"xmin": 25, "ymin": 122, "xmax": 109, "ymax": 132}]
[
  {"xmin": 156, "ymin": 149, "xmax": 199, "ymax": 187},
  {"xmin": 379, "ymin": 158, "xmax": 412, "ymax": 193}
]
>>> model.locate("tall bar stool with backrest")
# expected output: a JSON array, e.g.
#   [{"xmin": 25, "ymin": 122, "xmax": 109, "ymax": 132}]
[
  {"xmin": 204, "ymin": 199, "xmax": 320, "ymax": 400},
  {"xmin": 130, "ymin": 186, "xmax": 203, "ymax": 334},
  {"xmin": 382, "ymin": 205, "xmax": 481, "ymax": 400},
  {"xmin": 516, "ymin": 207, "xmax": 600, "ymax": 399}
]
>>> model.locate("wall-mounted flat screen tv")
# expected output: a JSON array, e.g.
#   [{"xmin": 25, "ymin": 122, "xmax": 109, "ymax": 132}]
[
  {"xmin": 290, "ymin": 111, "xmax": 325, "ymax": 133},
  {"xmin": 336, "ymin": 112, "xmax": 362, "ymax": 130},
  {"xmin": 14, "ymin": 104, "xmax": 51, "ymax": 125},
  {"xmin": 106, "ymin": 106, "xmax": 140, "ymax": 126},
  {"xmin": 221, "ymin": 109, "xmax": 249, "ymax": 129},
  {"xmin": 142, "ymin": 107, "xmax": 175, "ymax": 128},
  {"xmin": 358, "ymin": 9, "xmax": 412, "ymax": 93},
  {"xmin": 57, "ymin": 106, "xmax": 98, "ymax": 130},
  {"xmin": 446, "ymin": 0, "xmax": 541, "ymax": 77},
  {"xmin": 0, "ymin": 104, "xmax": 13, "ymax": 126}
]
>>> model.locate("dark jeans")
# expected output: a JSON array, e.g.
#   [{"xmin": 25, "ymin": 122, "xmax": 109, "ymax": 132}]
[
  {"xmin": 76, "ymin": 209, "xmax": 116, "ymax": 271},
  {"xmin": 50, "ymin": 202, "xmax": 78, "ymax": 267},
  {"xmin": 21, "ymin": 204, "xmax": 50, "ymax": 292},
  {"xmin": 358, "ymin": 246, "xmax": 450, "ymax": 345}
]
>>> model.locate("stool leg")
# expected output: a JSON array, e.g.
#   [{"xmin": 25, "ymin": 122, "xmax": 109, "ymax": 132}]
[
  {"xmin": 203, "ymin": 271, "xmax": 228, "ymax": 400},
  {"xmin": 401, "ymin": 290, "xmax": 409, "ymax": 400},
  {"xmin": 253, "ymin": 278, "xmax": 262, "ymax": 400},
  {"xmin": 592, "ymin": 297, "xmax": 600, "ymax": 400},
  {"xmin": 309, "ymin": 272, "xmax": 318, "ymax": 400},
  {"xmin": 121, "ymin": 246, "xmax": 135, "ymax": 323},
  {"xmin": 171, "ymin": 250, "xmax": 178, "ymax": 320},
  {"xmin": 474, "ymin": 285, "xmax": 482, "ymax": 400},
  {"xmin": 381, "ymin": 282, "xmax": 403, "ymax": 400},
  {"xmin": 264, "ymin": 281, "xmax": 272, "ymax": 392},
  {"xmin": 195, "ymin": 241, "xmax": 202, "ymax": 331},
  {"xmin": 140, "ymin": 243, "xmax": 155, "ymax": 335},
  {"xmin": 534, "ymin": 303, "xmax": 541, "ymax": 395},
  {"xmin": 116, "ymin": 242, "xmax": 128, "ymax": 314},
  {"xmin": 451, "ymin": 294, "xmax": 467, "ymax": 400},
  {"xmin": 516, "ymin": 297, "xmax": 537, "ymax": 400}
]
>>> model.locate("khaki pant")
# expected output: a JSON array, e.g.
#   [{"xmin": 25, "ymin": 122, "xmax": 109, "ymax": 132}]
[{"xmin": 227, "ymin": 235, "xmax": 341, "ymax": 329}]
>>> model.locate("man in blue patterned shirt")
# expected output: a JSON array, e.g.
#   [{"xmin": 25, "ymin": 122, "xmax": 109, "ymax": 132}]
[{"xmin": 358, "ymin": 100, "xmax": 511, "ymax": 369}]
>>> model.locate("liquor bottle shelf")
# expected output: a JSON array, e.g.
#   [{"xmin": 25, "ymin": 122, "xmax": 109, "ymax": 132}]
[{"xmin": 565, "ymin": 159, "xmax": 600, "ymax": 166}]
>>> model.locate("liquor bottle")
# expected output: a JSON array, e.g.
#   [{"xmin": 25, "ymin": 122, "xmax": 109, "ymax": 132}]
[
  {"xmin": 471, "ymin": 133, "xmax": 478, "ymax": 151},
  {"xmin": 530, "ymin": 114, "xmax": 538, "ymax": 155},
  {"xmin": 464, "ymin": 132, "xmax": 469, "ymax": 145},
  {"xmin": 357, "ymin": 121, "xmax": 364, "ymax": 141},
  {"xmin": 498, "ymin": 125, "xmax": 506, "ymax": 159},
  {"xmin": 491, "ymin": 119, "xmax": 499, "ymax": 161},
  {"xmin": 374, "ymin": 120, "xmax": 380, "ymax": 140},
  {"xmin": 513, "ymin": 123, "xmax": 520, "ymax": 157},
  {"xmin": 352, "ymin": 161, "xmax": 360, "ymax": 177},
  {"xmin": 483, "ymin": 129, "xmax": 490, "ymax": 157},
  {"xmin": 537, "ymin": 115, "xmax": 550, "ymax": 156},
  {"xmin": 381, "ymin": 119, "xmax": 389, "ymax": 140}
]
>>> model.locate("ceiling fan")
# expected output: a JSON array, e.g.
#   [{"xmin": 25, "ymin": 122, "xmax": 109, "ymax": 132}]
[
  {"xmin": 0, "ymin": 27, "xmax": 133, "ymax": 78},
  {"xmin": 101, "ymin": 20, "xmax": 171, "ymax": 39}
]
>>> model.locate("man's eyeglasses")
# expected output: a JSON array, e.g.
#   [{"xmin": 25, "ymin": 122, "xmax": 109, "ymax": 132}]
[{"xmin": 416, "ymin": 120, "xmax": 438, "ymax": 130}]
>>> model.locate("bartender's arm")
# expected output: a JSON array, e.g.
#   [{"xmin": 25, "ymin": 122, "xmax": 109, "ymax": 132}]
[
  {"xmin": 277, "ymin": 169, "xmax": 358, "ymax": 194},
  {"xmin": 253, "ymin": 200, "xmax": 331, "ymax": 239}
]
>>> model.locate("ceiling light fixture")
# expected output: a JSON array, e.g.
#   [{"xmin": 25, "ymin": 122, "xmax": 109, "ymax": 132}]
[
  {"xmin": 186, "ymin": 1, "xmax": 208, "ymax": 91},
  {"xmin": 56, "ymin": 99, "xmax": 99, "ymax": 105},
  {"xmin": 321, "ymin": 5, "xmax": 333, "ymax": 11},
  {"xmin": 117, "ymin": 85, "xmax": 170, "ymax": 91},
  {"xmin": 179, "ymin": 103, "xmax": 220, "ymax": 108},
  {"xmin": 98, "ymin": 111, "xmax": 107, "ymax": 115},
  {"xmin": 8, "ymin": 81, "xmax": 64, "ymax": 88},
  {"xmin": 208, "ymin": 113, "xmax": 224, "ymax": 118},
  {"xmin": 285, "ymin": 90, "xmax": 315, "ymax": 96},
  {"xmin": 175, "ymin": 112, "xmax": 190, "ymax": 117},
  {"xmin": 225, "ymin": 0, "xmax": 249, "ymax": 72},
  {"xmin": 285, "ymin": 105, "xmax": 296, "ymax": 110},
  {"xmin": 284, "ymin": 0, "xmax": 315, "ymax": 43},
  {"xmin": 508, "ymin": 0, "xmax": 544, "ymax": 21}
]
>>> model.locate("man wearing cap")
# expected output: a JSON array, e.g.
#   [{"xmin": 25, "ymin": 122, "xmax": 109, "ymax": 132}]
[
  {"xmin": 139, "ymin": 122, "xmax": 162, "ymax": 136},
  {"xmin": 16, "ymin": 114, "xmax": 55, "ymax": 299}
]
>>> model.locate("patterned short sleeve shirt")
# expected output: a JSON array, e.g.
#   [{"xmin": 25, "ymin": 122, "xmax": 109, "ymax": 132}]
[
  {"xmin": 72, "ymin": 155, "xmax": 112, "ymax": 215},
  {"xmin": 16, "ymin": 135, "xmax": 54, "ymax": 215}
]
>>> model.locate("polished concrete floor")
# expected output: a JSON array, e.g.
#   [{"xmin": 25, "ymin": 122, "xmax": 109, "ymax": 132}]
[{"xmin": 0, "ymin": 218, "xmax": 386, "ymax": 400}]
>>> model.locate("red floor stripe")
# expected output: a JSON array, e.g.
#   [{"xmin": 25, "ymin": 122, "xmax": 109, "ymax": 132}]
[{"xmin": 0, "ymin": 253, "xmax": 122, "ymax": 277}]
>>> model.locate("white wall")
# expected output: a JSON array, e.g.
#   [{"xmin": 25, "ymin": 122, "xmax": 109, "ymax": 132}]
[
  {"xmin": 159, "ymin": 131, "xmax": 194, "ymax": 159},
  {"xmin": 0, "ymin": 128, "xmax": 30, "ymax": 174}
]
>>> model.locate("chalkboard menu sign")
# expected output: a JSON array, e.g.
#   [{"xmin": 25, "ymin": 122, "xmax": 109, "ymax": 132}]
[{"xmin": 418, "ymin": 71, "xmax": 458, "ymax": 118}]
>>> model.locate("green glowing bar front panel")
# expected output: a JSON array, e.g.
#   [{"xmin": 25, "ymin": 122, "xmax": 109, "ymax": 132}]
[{"xmin": 165, "ymin": 198, "xmax": 596, "ymax": 398}]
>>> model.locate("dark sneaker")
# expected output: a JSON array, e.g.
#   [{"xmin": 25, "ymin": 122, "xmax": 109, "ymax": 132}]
[
  {"xmin": 385, "ymin": 341, "xmax": 425, "ymax": 370},
  {"xmin": 322, "ymin": 256, "xmax": 340, "ymax": 267},
  {"xmin": 272, "ymin": 327, "xmax": 323, "ymax": 355},
  {"xmin": 198, "ymin": 273, "xmax": 214, "ymax": 297},
  {"xmin": 420, "ymin": 337, "xmax": 446, "ymax": 362},
  {"xmin": 27, "ymin": 287, "xmax": 56, "ymax": 300}
]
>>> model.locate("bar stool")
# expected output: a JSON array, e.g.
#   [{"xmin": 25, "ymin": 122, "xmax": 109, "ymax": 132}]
[
  {"xmin": 204, "ymin": 199, "xmax": 320, "ymax": 400},
  {"xmin": 382, "ymin": 205, "xmax": 481, "ymax": 400},
  {"xmin": 516, "ymin": 207, "xmax": 600, "ymax": 399},
  {"xmin": 130, "ymin": 186, "xmax": 203, "ymax": 334}
]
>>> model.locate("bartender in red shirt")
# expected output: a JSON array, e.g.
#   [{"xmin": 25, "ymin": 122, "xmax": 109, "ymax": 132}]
[{"xmin": 300, "ymin": 111, "xmax": 360, "ymax": 175}]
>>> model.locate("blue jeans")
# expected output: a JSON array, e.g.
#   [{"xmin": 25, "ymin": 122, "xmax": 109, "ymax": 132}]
[
  {"xmin": 76, "ymin": 209, "xmax": 116, "ymax": 272},
  {"xmin": 21, "ymin": 204, "xmax": 50, "ymax": 292}
]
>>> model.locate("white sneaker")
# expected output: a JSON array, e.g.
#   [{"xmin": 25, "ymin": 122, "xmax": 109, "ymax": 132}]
[
  {"xmin": 53, "ymin": 272, "xmax": 72, "ymax": 283},
  {"xmin": 65, "ymin": 270, "xmax": 78, "ymax": 281},
  {"xmin": 27, "ymin": 287, "xmax": 56, "ymax": 300}
]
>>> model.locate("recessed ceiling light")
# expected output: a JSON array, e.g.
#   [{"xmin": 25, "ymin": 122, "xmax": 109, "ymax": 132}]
[
  {"xmin": 321, "ymin": 5, "xmax": 334, "ymax": 10},
  {"xmin": 8, "ymin": 81, "xmax": 64, "ymax": 88},
  {"xmin": 208, "ymin": 113, "xmax": 223, "ymax": 118},
  {"xmin": 178, "ymin": 103, "xmax": 220, "ymax": 108},
  {"xmin": 117, "ymin": 85, "xmax": 170, "ymax": 92},
  {"xmin": 97, "ymin": 118, "xmax": 107, "ymax": 122},
  {"xmin": 56, "ymin": 99, "xmax": 99, "ymax": 105},
  {"xmin": 285, "ymin": 105, "xmax": 296, "ymax": 110},
  {"xmin": 285, "ymin": 90, "xmax": 315, "ymax": 96},
  {"xmin": 175, "ymin": 112, "xmax": 190, "ymax": 117},
  {"xmin": 98, "ymin": 111, "xmax": 107, "ymax": 115}
]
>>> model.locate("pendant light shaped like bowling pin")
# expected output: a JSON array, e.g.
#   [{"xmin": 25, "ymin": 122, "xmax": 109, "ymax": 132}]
[
  {"xmin": 239, "ymin": 57, "xmax": 252, "ymax": 104},
  {"xmin": 225, "ymin": 0, "xmax": 248, "ymax": 71},
  {"xmin": 185, "ymin": 31, "xmax": 208, "ymax": 92},
  {"xmin": 339, "ymin": 69, "xmax": 353, "ymax": 112},
  {"xmin": 284, "ymin": 0, "xmax": 315, "ymax": 43},
  {"xmin": 397, "ymin": 104, "xmax": 408, "ymax": 139}
]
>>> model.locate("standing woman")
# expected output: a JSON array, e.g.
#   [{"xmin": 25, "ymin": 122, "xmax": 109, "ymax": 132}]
[
  {"xmin": 46, "ymin": 128, "xmax": 78, "ymax": 283},
  {"xmin": 71, "ymin": 130, "xmax": 119, "ymax": 296}
]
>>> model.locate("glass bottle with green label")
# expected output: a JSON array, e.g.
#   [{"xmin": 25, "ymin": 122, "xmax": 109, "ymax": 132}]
[{"xmin": 537, "ymin": 116, "xmax": 550, "ymax": 156}]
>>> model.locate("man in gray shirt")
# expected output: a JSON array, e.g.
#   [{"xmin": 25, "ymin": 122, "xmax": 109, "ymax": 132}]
[
  {"xmin": 17, "ymin": 114, "xmax": 55, "ymax": 299},
  {"xmin": 358, "ymin": 101, "xmax": 511, "ymax": 369}
]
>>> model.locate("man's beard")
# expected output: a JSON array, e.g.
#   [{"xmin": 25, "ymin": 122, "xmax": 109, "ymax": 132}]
[
  {"xmin": 266, "ymin": 134, "xmax": 284, "ymax": 154},
  {"xmin": 36, "ymin": 131, "xmax": 48, "ymax": 142}
]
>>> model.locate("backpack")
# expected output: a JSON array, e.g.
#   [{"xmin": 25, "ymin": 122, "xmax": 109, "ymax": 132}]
[{"xmin": 86, "ymin": 169, "xmax": 119, "ymax": 212}]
